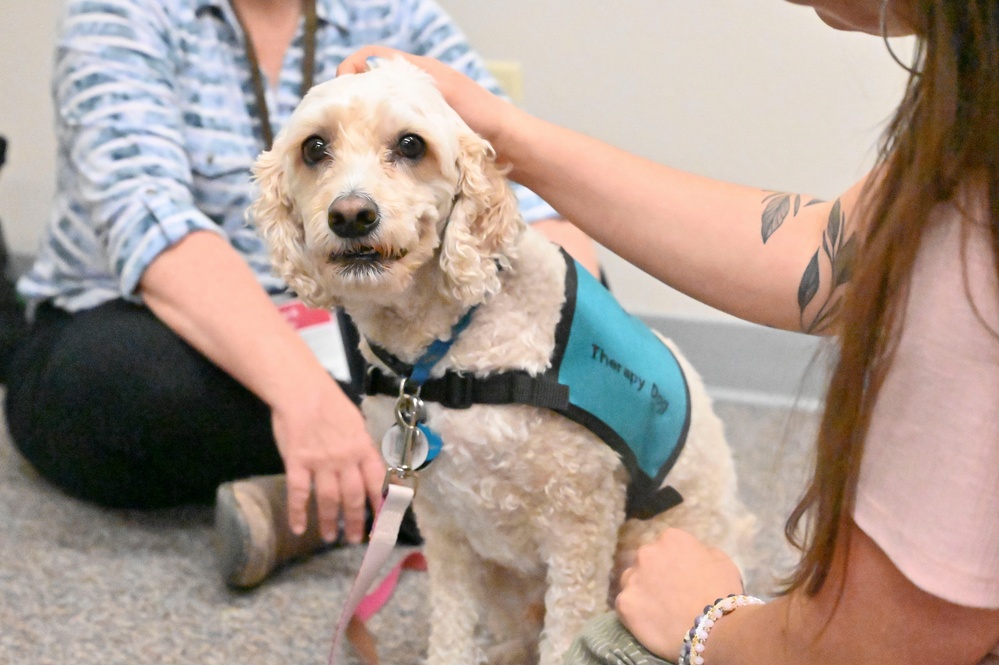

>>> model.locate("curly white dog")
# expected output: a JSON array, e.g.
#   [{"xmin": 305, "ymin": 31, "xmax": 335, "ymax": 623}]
[{"xmin": 252, "ymin": 58, "xmax": 755, "ymax": 665}]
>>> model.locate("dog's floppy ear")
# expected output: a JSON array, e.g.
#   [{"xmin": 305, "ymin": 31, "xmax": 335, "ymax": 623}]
[
  {"xmin": 439, "ymin": 132, "xmax": 523, "ymax": 307},
  {"xmin": 250, "ymin": 146, "xmax": 333, "ymax": 306}
]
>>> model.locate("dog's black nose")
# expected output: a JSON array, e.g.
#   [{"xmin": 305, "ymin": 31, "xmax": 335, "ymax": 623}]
[{"xmin": 328, "ymin": 195, "xmax": 380, "ymax": 238}]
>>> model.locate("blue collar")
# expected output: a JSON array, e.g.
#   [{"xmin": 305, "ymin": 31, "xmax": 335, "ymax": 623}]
[
  {"xmin": 368, "ymin": 306, "xmax": 479, "ymax": 385},
  {"xmin": 367, "ymin": 306, "xmax": 478, "ymax": 473}
]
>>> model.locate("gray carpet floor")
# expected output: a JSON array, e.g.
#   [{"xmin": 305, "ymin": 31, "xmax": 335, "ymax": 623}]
[{"xmin": 0, "ymin": 398, "xmax": 820, "ymax": 665}]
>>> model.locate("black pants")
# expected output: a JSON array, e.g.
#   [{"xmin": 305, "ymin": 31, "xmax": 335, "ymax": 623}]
[{"xmin": 4, "ymin": 300, "xmax": 364, "ymax": 509}]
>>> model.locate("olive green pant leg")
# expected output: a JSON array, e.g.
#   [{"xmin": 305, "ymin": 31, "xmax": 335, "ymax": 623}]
[{"xmin": 564, "ymin": 612, "xmax": 674, "ymax": 665}]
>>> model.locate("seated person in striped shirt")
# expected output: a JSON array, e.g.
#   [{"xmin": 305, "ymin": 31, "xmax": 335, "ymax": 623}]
[{"xmin": 4, "ymin": 0, "xmax": 600, "ymax": 589}]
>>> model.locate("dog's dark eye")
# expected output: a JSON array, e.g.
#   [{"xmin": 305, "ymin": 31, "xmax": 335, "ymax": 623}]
[
  {"xmin": 396, "ymin": 134, "xmax": 426, "ymax": 160},
  {"xmin": 301, "ymin": 135, "xmax": 328, "ymax": 166}
]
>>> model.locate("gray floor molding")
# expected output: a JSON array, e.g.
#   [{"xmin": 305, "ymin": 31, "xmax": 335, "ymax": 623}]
[
  {"xmin": 9, "ymin": 251, "xmax": 828, "ymax": 410},
  {"xmin": 644, "ymin": 315, "xmax": 831, "ymax": 411}
]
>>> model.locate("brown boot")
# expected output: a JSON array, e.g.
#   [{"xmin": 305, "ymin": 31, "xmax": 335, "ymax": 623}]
[{"xmin": 214, "ymin": 474, "xmax": 330, "ymax": 589}]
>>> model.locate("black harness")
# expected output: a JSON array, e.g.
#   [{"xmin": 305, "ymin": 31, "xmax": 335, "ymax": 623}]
[{"xmin": 363, "ymin": 252, "xmax": 690, "ymax": 520}]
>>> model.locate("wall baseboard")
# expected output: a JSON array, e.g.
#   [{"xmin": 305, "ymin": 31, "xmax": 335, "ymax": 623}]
[
  {"xmin": 10, "ymin": 252, "xmax": 828, "ymax": 410},
  {"xmin": 643, "ymin": 315, "xmax": 830, "ymax": 411}
]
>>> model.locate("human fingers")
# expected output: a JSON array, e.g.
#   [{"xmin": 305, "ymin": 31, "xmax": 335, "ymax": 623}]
[
  {"xmin": 338, "ymin": 47, "xmax": 515, "ymax": 151},
  {"xmin": 630, "ymin": 529, "xmax": 743, "ymax": 593},
  {"xmin": 311, "ymin": 464, "xmax": 343, "ymax": 543},
  {"xmin": 361, "ymin": 445, "xmax": 387, "ymax": 512},
  {"xmin": 337, "ymin": 46, "xmax": 418, "ymax": 76},
  {"xmin": 284, "ymin": 463, "xmax": 314, "ymax": 536},
  {"xmin": 337, "ymin": 48, "xmax": 466, "ymax": 99},
  {"xmin": 615, "ymin": 529, "xmax": 743, "ymax": 659},
  {"xmin": 334, "ymin": 464, "xmax": 368, "ymax": 544}
]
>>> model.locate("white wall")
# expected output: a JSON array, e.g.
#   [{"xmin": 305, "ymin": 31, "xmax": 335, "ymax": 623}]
[
  {"xmin": 0, "ymin": 0, "xmax": 913, "ymax": 321},
  {"xmin": 0, "ymin": 0, "xmax": 61, "ymax": 259},
  {"xmin": 441, "ymin": 0, "xmax": 913, "ymax": 320}
]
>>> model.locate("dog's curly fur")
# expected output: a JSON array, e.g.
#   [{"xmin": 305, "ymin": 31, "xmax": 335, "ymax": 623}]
[{"xmin": 252, "ymin": 58, "xmax": 755, "ymax": 665}]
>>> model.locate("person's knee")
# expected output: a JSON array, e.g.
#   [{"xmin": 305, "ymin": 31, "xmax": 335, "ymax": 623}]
[
  {"xmin": 2, "ymin": 304, "xmax": 211, "ymax": 507},
  {"xmin": 5, "ymin": 301, "xmax": 277, "ymax": 509},
  {"xmin": 32, "ymin": 302, "xmax": 215, "ymax": 414}
]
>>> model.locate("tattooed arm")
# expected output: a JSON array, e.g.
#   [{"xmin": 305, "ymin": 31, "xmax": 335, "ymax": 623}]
[
  {"xmin": 339, "ymin": 48, "xmax": 869, "ymax": 334},
  {"xmin": 491, "ymin": 109, "xmax": 872, "ymax": 334},
  {"xmin": 760, "ymin": 192, "xmax": 860, "ymax": 333},
  {"xmin": 497, "ymin": 110, "xmax": 872, "ymax": 334}
]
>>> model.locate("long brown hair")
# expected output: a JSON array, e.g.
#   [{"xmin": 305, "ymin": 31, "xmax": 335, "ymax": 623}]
[{"xmin": 785, "ymin": 0, "xmax": 999, "ymax": 595}]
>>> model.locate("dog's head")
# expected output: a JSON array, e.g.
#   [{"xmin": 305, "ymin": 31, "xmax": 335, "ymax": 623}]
[{"xmin": 251, "ymin": 57, "xmax": 522, "ymax": 311}]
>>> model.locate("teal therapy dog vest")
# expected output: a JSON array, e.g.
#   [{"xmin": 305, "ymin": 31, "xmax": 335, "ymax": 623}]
[{"xmin": 364, "ymin": 250, "xmax": 691, "ymax": 519}]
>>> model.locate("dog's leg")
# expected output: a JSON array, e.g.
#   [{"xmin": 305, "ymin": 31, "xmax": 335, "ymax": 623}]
[
  {"xmin": 480, "ymin": 562, "xmax": 544, "ymax": 665},
  {"xmin": 423, "ymin": 527, "xmax": 487, "ymax": 665},
  {"xmin": 536, "ymin": 505, "xmax": 623, "ymax": 665}
]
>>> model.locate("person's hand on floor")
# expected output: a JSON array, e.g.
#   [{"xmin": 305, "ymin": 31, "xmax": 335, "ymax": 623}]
[{"xmin": 270, "ymin": 374, "xmax": 385, "ymax": 544}]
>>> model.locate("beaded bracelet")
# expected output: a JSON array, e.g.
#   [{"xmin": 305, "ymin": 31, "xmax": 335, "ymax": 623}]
[{"xmin": 678, "ymin": 594, "xmax": 764, "ymax": 665}]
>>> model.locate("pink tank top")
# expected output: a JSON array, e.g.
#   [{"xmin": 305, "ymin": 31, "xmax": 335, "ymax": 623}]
[{"xmin": 853, "ymin": 194, "xmax": 999, "ymax": 660}]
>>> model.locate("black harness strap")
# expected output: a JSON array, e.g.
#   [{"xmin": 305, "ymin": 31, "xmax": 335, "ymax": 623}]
[
  {"xmin": 364, "ymin": 365, "xmax": 570, "ymax": 411},
  {"xmin": 366, "ymin": 342, "xmax": 417, "ymax": 379},
  {"xmin": 364, "ymin": 364, "xmax": 681, "ymax": 518}
]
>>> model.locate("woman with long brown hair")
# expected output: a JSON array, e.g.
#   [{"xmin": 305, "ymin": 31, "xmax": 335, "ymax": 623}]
[{"xmin": 340, "ymin": 0, "xmax": 999, "ymax": 661}]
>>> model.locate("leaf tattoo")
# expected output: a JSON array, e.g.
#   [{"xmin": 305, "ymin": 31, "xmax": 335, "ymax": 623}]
[
  {"xmin": 761, "ymin": 192, "xmax": 824, "ymax": 244},
  {"xmin": 826, "ymin": 199, "xmax": 841, "ymax": 247},
  {"xmin": 798, "ymin": 251, "xmax": 820, "ymax": 313},
  {"xmin": 761, "ymin": 193, "xmax": 794, "ymax": 243},
  {"xmin": 798, "ymin": 198, "xmax": 853, "ymax": 333}
]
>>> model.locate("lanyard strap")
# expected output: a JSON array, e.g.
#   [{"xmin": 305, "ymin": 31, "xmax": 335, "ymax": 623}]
[{"xmin": 231, "ymin": 0, "xmax": 317, "ymax": 150}]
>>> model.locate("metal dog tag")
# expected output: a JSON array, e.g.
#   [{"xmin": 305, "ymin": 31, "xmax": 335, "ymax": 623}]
[{"xmin": 381, "ymin": 425, "xmax": 430, "ymax": 469}]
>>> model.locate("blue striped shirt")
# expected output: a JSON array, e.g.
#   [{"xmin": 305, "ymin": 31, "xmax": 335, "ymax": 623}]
[{"xmin": 22, "ymin": 0, "xmax": 555, "ymax": 312}]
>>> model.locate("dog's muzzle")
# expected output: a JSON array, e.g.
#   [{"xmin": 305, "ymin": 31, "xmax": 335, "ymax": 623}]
[
  {"xmin": 325, "ymin": 194, "xmax": 408, "ymax": 270},
  {"xmin": 328, "ymin": 194, "xmax": 380, "ymax": 239}
]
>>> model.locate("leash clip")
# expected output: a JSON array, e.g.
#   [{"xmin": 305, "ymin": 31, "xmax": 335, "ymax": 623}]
[
  {"xmin": 382, "ymin": 465, "xmax": 418, "ymax": 495},
  {"xmin": 381, "ymin": 378, "xmax": 424, "ymax": 495}
]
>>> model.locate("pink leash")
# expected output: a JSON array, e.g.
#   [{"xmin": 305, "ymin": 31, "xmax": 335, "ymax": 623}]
[
  {"xmin": 329, "ymin": 379, "xmax": 436, "ymax": 663},
  {"xmin": 354, "ymin": 550, "xmax": 427, "ymax": 622},
  {"xmin": 327, "ymin": 483, "xmax": 415, "ymax": 665}
]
